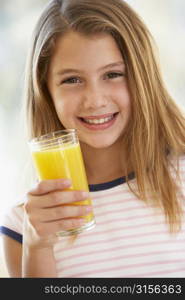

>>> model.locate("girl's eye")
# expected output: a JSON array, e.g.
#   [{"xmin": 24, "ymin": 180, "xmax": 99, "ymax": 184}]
[
  {"xmin": 106, "ymin": 72, "xmax": 124, "ymax": 79},
  {"xmin": 61, "ymin": 77, "xmax": 81, "ymax": 84}
]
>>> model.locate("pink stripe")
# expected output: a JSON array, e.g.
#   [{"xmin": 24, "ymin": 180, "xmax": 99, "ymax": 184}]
[
  {"xmin": 94, "ymin": 197, "xmax": 185, "ymax": 215},
  {"xmin": 95, "ymin": 206, "xmax": 185, "ymax": 219},
  {"xmin": 63, "ymin": 259, "xmax": 184, "ymax": 278},
  {"xmin": 56, "ymin": 238, "xmax": 184, "ymax": 263},
  {"xmin": 57, "ymin": 248, "xmax": 184, "ymax": 274},
  {"xmin": 93, "ymin": 187, "xmax": 185, "ymax": 205},
  {"xmin": 92, "ymin": 189, "xmax": 144, "ymax": 202},
  {"xmin": 93, "ymin": 197, "xmax": 151, "ymax": 209},
  {"xmin": 82, "ymin": 221, "xmax": 166, "ymax": 238},
  {"xmin": 91, "ymin": 189, "xmax": 130, "ymax": 200},
  {"xmin": 11, "ymin": 211, "xmax": 22, "ymax": 230},
  {"xmin": 129, "ymin": 266, "xmax": 185, "ymax": 277},
  {"xmin": 4, "ymin": 216, "xmax": 21, "ymax": 232},
  {"xmin": 59, "ymin": 224, "xmax": 168, "ymax": 249},
  {"xmin": 5, "ymin": 214, "xmax": 15, "ymax": 224},
  {"xmin": 96, "ymin": 212, "xmax": 162, "ymax": 225},
  {"xmin": 55, "ymin": 237, "xmax": 184, "ymax": 262},
  {"xmin": 94, "ymin": 204, "xmax": 154, "ymax": 218},
  {"xmin": 2, "ymin": 219, "xmax": 20, "ymax": 233},
  {"xmin": 13, "ymin": 209, "xmax": 22, "ymax": 223},
  {"xmin": 55, "ymin": 228, "xmax": 183, "ymax": 255}
]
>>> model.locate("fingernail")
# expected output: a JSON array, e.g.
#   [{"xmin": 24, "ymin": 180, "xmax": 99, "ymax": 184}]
[
  {"xmin": 82, "ymin": 191, "xmax": 89, "ymax": 198},
  {"xmin": 78, "ymin": 218, "xmax": 85, "ymax": 225},
  {"xmin": 86, "ymin": 206, "xmax": 92, "ymax": 212},
  {"xmin": 63, "ymin": 179, "xmax": 71, "ymax": 186}
]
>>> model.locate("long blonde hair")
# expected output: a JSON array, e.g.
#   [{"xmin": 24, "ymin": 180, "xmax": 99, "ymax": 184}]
[{"xmin": 24, "ymin": 0, "xmax": 185, "ymax": 232}]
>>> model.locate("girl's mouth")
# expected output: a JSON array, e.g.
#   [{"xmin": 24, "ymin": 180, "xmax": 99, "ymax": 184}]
[{"xmin": 78, "ymin": 112, "xmax": 119, "ymax": 130}]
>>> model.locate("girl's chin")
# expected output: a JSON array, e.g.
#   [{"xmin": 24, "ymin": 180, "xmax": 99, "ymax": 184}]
[{"xmin": 80, "ymin": 136, "xmax": 117, "ymax": 150}]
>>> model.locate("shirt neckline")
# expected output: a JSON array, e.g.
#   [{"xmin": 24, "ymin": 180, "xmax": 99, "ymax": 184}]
[{"xmin": 89, "ymin": 172, "xmax": 135, "ymax": 192}]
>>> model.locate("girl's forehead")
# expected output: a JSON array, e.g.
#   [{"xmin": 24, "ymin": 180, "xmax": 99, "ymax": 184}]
[
  {"xmin": 48, "ymin": 31, "xmax": 124, "ymax": 73},
  {"xmin": 52, "ymin": 31, "xmax": 122, "ymax": 58}
]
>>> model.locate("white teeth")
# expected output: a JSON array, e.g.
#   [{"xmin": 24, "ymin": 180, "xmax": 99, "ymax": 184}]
[{"xmin": 83, "ymin": 115, "xmax": 114, "ymax": 124}]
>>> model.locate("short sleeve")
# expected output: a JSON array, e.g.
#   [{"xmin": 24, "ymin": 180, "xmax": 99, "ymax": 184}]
[{"xmin": 0, "ymin": 204, "xmax": 24, "ymax": 244}]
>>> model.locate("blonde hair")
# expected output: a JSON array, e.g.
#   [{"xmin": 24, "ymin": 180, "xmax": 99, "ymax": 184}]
[{"xmin": 24, "ymin": 0, "xmax": 185, "ymax": 232}]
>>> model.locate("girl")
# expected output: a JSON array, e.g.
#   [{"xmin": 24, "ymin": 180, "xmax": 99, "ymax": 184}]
[{"xmin": 1, "ymin": 0, "xmax": 185, "ymax": 278}]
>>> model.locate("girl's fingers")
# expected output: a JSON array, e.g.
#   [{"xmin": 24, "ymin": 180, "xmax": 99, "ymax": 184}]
[
  {"xmin": 27, "ymin": 190, "xmax": 90, "ymax": 209},
  {"xmin": 29, "ymin": 179, "xmax": 72, "ymax": 195},
  {"xmin": 35, "ymin": 218, "xmax": 86, "ymax": 237},
  {"xmin": 24, "ymin": 179, "xmax": 92, "ymax": 240},
  {"xmin": 39, "ymin": 204, "xmax": 92, "ymax": 222}
]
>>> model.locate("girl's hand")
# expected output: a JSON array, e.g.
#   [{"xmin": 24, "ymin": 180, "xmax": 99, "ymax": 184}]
[{"xmin": 23, "ymin": 179, "xmax": 91, "ymax": 249}]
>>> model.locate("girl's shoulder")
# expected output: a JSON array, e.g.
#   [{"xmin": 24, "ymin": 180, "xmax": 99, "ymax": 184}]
[
  {"xmin": 169, "ymin": 154, "xmax": 185, "ymax": 197},
  {"xmin": 177, "ymin": 154, "xmax": 185, "ymax": 184},
  {"xmin": 0, "ymin": 200, "xmax": 25, "ymax": 237},
  {"xmin": 169, "ymin": 153, "xmax": 185, "ymax": 172}
]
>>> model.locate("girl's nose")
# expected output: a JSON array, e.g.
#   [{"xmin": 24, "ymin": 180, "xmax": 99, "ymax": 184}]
[{"xmin": 82, "ymin": 83, "xmax": 108, "ymax": 110}]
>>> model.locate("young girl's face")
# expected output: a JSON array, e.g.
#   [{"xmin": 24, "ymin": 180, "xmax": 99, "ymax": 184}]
[{"xmin": 47, "ymin": 31, "xmax": 131, "ymax": 149}]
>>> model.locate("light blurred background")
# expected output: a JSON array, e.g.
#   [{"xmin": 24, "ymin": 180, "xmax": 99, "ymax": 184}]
[{"xmin": 0, "ymin": 0, "xmax": 185, "ymax": 277}]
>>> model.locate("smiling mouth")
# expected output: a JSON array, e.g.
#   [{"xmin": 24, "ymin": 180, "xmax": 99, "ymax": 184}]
[{"xmin": 79, "ymin": 112, "xmax": 119, "ymax": 125}]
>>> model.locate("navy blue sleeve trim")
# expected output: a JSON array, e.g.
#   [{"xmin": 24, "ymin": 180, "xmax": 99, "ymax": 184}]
[{"xmin": 0, "ymin": 226, "xmax": 22, "ymax": 244}]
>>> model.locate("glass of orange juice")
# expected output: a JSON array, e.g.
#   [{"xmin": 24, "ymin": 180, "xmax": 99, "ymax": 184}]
[{"xmin": 28, "ymin": 129, "xmax": 95, "ymax": 236}]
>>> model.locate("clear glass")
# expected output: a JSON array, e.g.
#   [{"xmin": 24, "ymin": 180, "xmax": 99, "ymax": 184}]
[{"xmin": 28, "ymin": 129, "xmax": 95, "ymax": 236}]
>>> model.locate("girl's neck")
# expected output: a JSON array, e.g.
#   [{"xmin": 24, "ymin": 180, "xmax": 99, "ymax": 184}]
[{"xmin": 80, "ymin": 141, "xmax": 128, "ymax": 185}]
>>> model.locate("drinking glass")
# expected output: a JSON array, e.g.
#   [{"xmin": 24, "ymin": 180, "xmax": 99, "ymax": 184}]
[{"xmin": 28, "ymin": 129, "xmax": 95, "ymax": 236}]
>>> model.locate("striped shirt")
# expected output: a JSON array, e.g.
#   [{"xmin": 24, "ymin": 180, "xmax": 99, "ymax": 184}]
[{"xmin": 1, "ymin": 155, "xmax": 185, "ymax": 277}]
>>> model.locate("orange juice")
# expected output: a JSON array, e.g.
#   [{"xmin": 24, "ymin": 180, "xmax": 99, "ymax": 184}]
[
  {"xmin": 32, "ymin": 143, "xmax": 94, "ymax": 223},
  {"xmin": 29, "ymin": 129, "xmax": 95, "ymax": 236}
]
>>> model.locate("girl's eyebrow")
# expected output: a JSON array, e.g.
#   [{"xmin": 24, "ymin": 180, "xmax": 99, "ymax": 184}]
[
  {"xmin": 54, "ymin": 61, "xmax": 125, "ymax": 77},
  {"xmin": 100, "ymin": 61, "xmax": 125, "ymax": 71}
]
